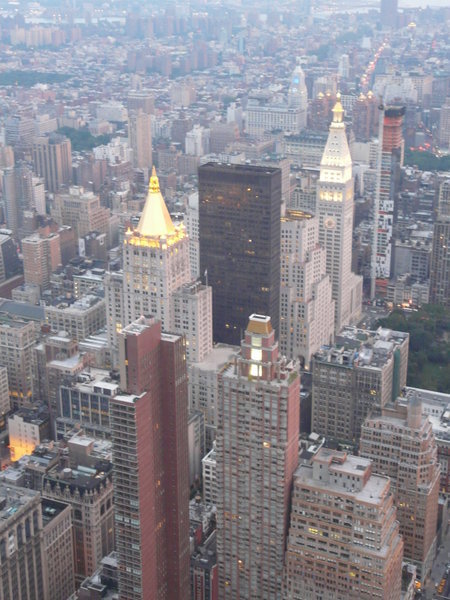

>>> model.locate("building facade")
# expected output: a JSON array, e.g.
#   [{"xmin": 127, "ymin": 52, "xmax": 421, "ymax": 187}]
[
  {"xmin": 429, "ymin": 179, "xmax": 450, "ymax": 307},
  {"xmin": 0, "ymin": 314, "xmax": 38, "ymax": 409},
  {"xmin": 283, "ymin": 448, "xmax": 403, "ymax": 599},
  {"xmin": 376, "ymin": 106, "xmax": 405, "ymax": 281},
  {"xmin": 311, "ymin": 326, "xmax": 409, "ymax": 443},
  {"xmin": 122, "ymin": 168, "xmax": 191, "ymax": 330},
  {"xmin": 45, "ymin": 295, "xmax": 106, "ymax": 341},
  {"xmin": 42, "ymin": 498, "xmax": 75, "ymax": 600},
  {"xmin": 32, "ymin": 134, "xmax": 72, "ymax": 193},
  {"xmin": 128, "ymin": 109, "xmax": 152, "ymax": 170},
  {"xmin": 360, "ymin": 398, "xmax": 440, "ymax": 580},
  {"xmin": 42, "ymin": 461, "xmax": 114, "ymax": 584},
  {"xmin": 188, "ymin": 344, "xmax": 238, "ymax": 449},
  {"xmin": 317, "ymin": 94, "xmax": 362, "ymax": 332},
  {"xmin": 0, "ymin": 485, "xmax": 48, "ymax": 600},
  {"xmin": 110, "ymin": 316, "xmax": 190, "ymax": 600},
  {"xmin": 199, "ymin": 163, "xmax": 281, "ymax": 345},
  {"xmin": 216, "ymin": 314, "xmax": 300, "ymax": 598},
  {"xmin": 280, "ymin": 209, "xmax": 335, "ymax": 366},
  {"xmin": 22, "ymin": 232, "xmax": 61, "ymax": 292}
]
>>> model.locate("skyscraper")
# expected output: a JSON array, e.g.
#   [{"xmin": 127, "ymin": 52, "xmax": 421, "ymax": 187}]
[
  {"xmin": 375, "ymin": 106, "xmax": 405, "ymax": 281},
  {"xmin": 122, "ymin": 167, "xmax": 191, "ymax": 331},
  {"xmin": 380, "ymin": 0, "xmax": 398, "ymax": 29},
  {"xmin": 110, "ymin": 316, "xmax": 190, "ymax": 600},
  {"xmin": 438, "ymin": 98, "xmax": 450, "ymax": 150},
  {"xmin": 128, "ymin": 108, "xmax": 152, "ymax": 170},
  {"xmin": 0, "ymin": 314, "xmax": 37, "ymax": 409},
  {"xmin": 429, "ymin": 179, "xmax": 450, "ymax": 307},
  {"xmin": 22, "ymin": 232, "xmax": 61, "ymax": 292},
  {"xmin": 2, "ymin": 163, "xmax": 33, "ymax": 237},
  {"xmin": 216, "ymin": 314, "xmax": 300, "ymax": 598},
  {"xmin": 279, "ymin": 209, "xmax": 334, "ymax": 366},
  {"xmin": 107, "ymin": 168, "xmax": 212, "ymax": 365},
  {"xmin": 288, "ymin": 63, "xmax": 307, "ymax": 130},
  {"xmin": 317, "ymin": 94, "xmax": 362, "ymax": 332},
  {"xmin": 32, "ymin": 134, "xmax": 72, "ymax": 193},
  {"xmin": 283, "ymin": 448, "xmax": 403, "ymax": 599},
  {"xmin": 199, "ymin": 163, "xmax": 281, "ymax": 345},
  {"xmin": 360, "ymin": 398, "xmax": 440, "ymax": 580}
]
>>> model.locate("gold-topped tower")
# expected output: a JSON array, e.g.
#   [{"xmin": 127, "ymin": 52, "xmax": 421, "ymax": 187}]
[
  {"xmin": 135, "ymin": 166, "xmax": 178, "ymax": 239},
  {"xmin": 332, "ymin": 91, "xmax": 344, "ymax": 123},
  {"xmin": 317, "ymin": 89, "xmax": 362, "ymax": 333},
  {"xmin": 121, "ymin": 167, "xmax": 191, "ymax": 331}
]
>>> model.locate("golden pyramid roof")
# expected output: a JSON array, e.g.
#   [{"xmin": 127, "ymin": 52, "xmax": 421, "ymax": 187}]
[{"xmin": 136, "ymin": 167, "xmax": 176, "ymax": 238}]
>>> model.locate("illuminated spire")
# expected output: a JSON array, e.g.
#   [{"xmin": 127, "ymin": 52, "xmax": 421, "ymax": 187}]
[
  {"xmin": 319, "ymin": 92, "xmax": 352, "ymax": 183},
  {"xmin": 136, "ymin": 166, "xmax": 176, "ymax": 238},
  {"xmin": 332, "ymin": 91, "xmax": 344, "ymax": 123}
]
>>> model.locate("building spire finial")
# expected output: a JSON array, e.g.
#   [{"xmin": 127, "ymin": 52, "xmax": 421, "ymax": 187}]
[
  {"xmin": 332, "ymin": 92, "xmax": 344, "ymax": 123},
  {"xmin": 149, "ymin": 165, "xmax": 160, "ymax": 193}
]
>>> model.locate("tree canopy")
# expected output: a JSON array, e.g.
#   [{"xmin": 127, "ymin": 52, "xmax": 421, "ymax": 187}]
[
  {"xmin": 378, "ymin": 304, "xmax": 450, "ymax": 393},
  {"xmin": 57, "ymin": 127, "xmax": 112, "ymax": 152}
]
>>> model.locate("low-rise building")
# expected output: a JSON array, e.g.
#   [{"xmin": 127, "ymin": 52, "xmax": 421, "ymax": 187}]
[
  {"xmin": 8, "ymin": 406, "xmax": 51, "ymax": 461},
  {"xmin": 45, "ymin": 295, "xmax": 106, "ymax": 341},
  {"xmin": 57, "ymin": 369, "xmax": 119, "ymax": 440}
]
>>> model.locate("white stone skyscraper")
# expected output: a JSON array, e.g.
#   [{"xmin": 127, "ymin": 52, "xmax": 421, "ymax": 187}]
[
  {"xmin": 288, "ymin": 63, "xmax": 307, "ymax": 130},
  {"xmin": 106, "ymin": 167, "xmax": 212, "ymax": 365},
  {"xmin": 123, "ymin": 167, "xmax": 191, "ymax": 329},
  {"xmin": 317, "ymin": 93, "xmax": 362, "ymax": 332},
  {"xmin": 216, "ymin": 314, "xmax": 300, "ymax": 599},
  {"xmin": 279, "ymin": 209, "xmax": 334, "ymax": 366}
]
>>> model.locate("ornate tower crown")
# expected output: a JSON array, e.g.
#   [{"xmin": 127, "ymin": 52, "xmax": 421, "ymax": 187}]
[
  {"xmin": 332, "ymin": 92, "xmax": 344, "ymax": 124},
  {"xmin": 135, "ymin": 166, "xmax": 176, "ymax": 238}
]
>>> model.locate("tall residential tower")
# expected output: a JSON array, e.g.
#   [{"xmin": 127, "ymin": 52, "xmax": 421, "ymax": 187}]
[
  {"xmin": 110, "ymin": 316, "xmax": 190, "ymax": 600},
  {"xmin": 216, "ymin": 314, "xmax": 300, "ymax": 598}
]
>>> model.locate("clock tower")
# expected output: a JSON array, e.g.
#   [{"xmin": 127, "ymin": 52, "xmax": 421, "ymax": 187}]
[{"xmin": 317, "ymin": 94, "xmax": 362, "ymax": 333}]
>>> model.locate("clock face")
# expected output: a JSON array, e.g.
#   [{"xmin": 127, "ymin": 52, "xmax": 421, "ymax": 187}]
[{"xmin": 324, "ymin": 216, "xmax": 336, "ymax": 230}]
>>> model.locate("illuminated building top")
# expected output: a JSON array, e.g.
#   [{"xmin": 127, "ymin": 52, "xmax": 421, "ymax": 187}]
[
  {"xmin": 319, "ymin": 93, "xmax": 352, "ymax": 185},
  {"xmin": 126, "ymin": 166, "xmax": 186, "ymax": 247}
]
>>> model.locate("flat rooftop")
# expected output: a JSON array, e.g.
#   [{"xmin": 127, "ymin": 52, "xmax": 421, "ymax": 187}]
[
  {"xmin": 199, "ymin": 161, "xmax": 280, "ymax": 175},
  {"xmin": 296, "ymin": 460, "xmax": 389, "ymax": 507},
  {"xmin": 41, "ymin": 498, "xmax": 69, "ymax": 526},
  {"xmin": 314, "ymin": 326, "xmax": 408, "ymax": 369},
  {"xmin": 0, "ymin": 485, "xmax": 39, "ymax": 524},
  {"xmin": 0, "ymin": 299, "xmax": 44, "ymax": 322},
  {"xmin": 192, "ymin": 344, "xmax": 238, "ymax": 372},
  {"xmin": 44, "ymin": 461, "xmax": 112, "ymax": 493}
]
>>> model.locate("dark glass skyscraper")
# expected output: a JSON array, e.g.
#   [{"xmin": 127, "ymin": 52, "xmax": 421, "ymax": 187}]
[{"xmin": 199, "ymin": 163, "xmax": 281, "ymax": 345}]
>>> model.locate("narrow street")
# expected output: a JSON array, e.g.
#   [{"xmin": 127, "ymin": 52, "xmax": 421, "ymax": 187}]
[{"xmin": 423, "ymin": 532, "xmax": 450, "ymax": 599}]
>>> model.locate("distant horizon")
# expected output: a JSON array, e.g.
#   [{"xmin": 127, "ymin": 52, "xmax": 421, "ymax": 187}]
[{"xmin": 399, "ymin": 0, "xmax": 449, "ymax": 6}]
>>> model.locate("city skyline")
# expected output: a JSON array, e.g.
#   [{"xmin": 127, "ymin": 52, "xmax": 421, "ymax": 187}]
[{"xmin": 0, "ymin": 0, "xmax": 448, "ymax": 598}]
